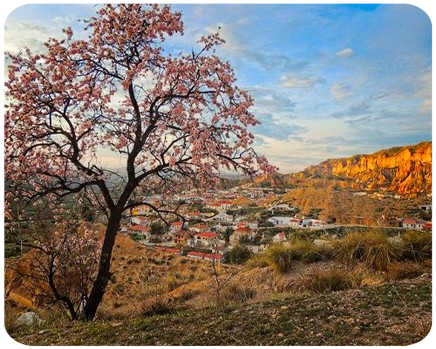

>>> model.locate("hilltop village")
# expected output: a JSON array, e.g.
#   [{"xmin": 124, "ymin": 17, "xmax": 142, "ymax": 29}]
[{"xmin": 120, "ymin": 184, "xmax": 432, "ymax": 262}]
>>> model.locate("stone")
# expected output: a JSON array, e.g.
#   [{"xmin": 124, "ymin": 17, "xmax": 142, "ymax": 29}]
[{"xmin": 16, "ymin": 311, "xmax": 41, "ymax": 328}]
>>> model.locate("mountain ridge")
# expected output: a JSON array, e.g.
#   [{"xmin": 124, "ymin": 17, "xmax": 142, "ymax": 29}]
[{"xmin": 284, "ymin": 141, "xmax": 432, "ymax": 195}]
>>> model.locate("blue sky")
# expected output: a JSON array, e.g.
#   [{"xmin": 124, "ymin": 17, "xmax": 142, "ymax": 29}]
[{"xmin": 3, "ymin": 3, "xmax": 432, "ymax": 173}]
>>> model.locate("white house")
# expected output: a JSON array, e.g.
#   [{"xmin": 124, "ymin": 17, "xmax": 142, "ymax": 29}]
[
  {"xmin": 402, "ymin": 219, "xmax": 426, "ymax": 230},
  {"xmin": 311, "ymin": 220, "xmax": 328, "ymax": 228},
  {"xmin": 194, "ymin": 232, "xmax": 219, "ymax": 247},
  {"xmin": 128, "ymin": 225, "xmax": 151, "ymax": 239},
  {"xmin": 272, "ymin": 204, "xmax": 291, "ymax": 210},
  {"xmin": 169, "ymin": 221, "xmax": 185, "ymax": 233},
  {"xmin": 289, "ymin": 218, "xmax": 302, "ymax": 227},
  {"xmin": 268, "ymin": 216, "xmax": 293, "ymax": 226}
]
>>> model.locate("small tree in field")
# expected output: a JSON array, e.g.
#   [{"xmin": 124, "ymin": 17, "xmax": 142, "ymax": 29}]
[
  {"xmin": 31, "ymin": 220, "xmax": 102, "ymax": 320},
  {"xmin": 5, "ymin": 4, "xmax": 273, "ymax": 320}
]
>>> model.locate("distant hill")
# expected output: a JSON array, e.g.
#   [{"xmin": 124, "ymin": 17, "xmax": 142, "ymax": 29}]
[{"xmin": 287, "ymin": 141, "xmax": 432, "ymax": 195}]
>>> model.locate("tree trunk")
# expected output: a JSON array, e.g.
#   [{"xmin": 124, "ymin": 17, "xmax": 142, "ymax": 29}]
[{"xmin": 84, "ymin": 210, "xmax": 121, "ymax": 321}]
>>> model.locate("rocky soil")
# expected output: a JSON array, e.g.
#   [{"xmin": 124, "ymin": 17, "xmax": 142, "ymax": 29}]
[{"xmin": 7, "ymin": 274, "xmax": 432, "ymax": 346}]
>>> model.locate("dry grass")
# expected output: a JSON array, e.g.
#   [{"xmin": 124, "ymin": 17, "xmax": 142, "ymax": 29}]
[
  {"xmin": 263, "ymin": 240, "xmax": 330, "ymax": 274},
  {"xmin": 399, "ymin": 230, "xmax": 432, "ymax": 261},
  {"xmin": 220, "ymin": 284, "xmax": 256, "ymax": 305},
  {"xmin": 333, "ymin": 231, "xmax": 399, "ymax": 271},
  {"xmin": 141, "ymin": 296, "xmax": 176, "ymax": 317},
  {"xmin": 386, "ymin": 261, "xmax": 431, "ymax": 281},
  {"xmin": 298, "ymin": 266, "xmax": 363, "ymax": 294},
  {"xmin": 245, "ymin": 254, "xmax": 269, "ymax": 269},
  {"xmin": 4, "ymin": 301, "xmax": 21, "ymax": 334}
]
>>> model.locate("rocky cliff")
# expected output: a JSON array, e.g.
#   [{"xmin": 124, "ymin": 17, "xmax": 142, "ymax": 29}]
[{"xmin": 291, "ymin": 141, "xmax": 432, "ymax": 195}]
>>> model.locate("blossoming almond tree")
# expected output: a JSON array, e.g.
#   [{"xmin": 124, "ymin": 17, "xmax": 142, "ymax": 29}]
[{"xmin": 5, "ymin": 4, "xmax": 274, "ymax": 320}]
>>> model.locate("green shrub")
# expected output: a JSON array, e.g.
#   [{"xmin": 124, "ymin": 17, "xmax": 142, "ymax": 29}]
[
  {"xmin": 288, "ymin": 239, "xmax": 327, "ymax": 263},
  {"xmin": 225, "ymin": 244, "xmax": 252, "ymax": 264},
  {"xmin": 264, "ymin": 243, "xmax": 294, "ymax": 273},
  {"xmin": 333, "ymin": 231, "xmax": 399, "ymax": 271},
  {"xmin": 246, "ymin": 254, "xmax": 269, "ymax": 269},
  {"xmin": 263, "ymin": 240, "xmax": 323, "ymax": 273}
]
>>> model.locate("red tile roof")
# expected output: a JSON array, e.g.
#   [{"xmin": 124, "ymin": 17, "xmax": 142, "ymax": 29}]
[
  {"xmin": 196, "ymin": 232, "xmax": 218, "ymax": 238},
  {"xmin": 187, "ymin": 251, "xmax": 223, "ymax": 260}
]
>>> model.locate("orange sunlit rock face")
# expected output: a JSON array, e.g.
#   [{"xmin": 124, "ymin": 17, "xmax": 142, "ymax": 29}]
[{"xmin": 296, "ymin": 141, "xmax": 432, "ymax": 195}]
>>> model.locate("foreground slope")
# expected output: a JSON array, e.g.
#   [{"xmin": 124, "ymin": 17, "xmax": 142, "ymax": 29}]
[{"xmin": 8, "ymin": 274, "xmax": 431, "ymax": 346}]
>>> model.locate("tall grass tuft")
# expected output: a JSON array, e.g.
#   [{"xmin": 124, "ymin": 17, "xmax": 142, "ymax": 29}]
[
  {"xmin": 400, "ymin": 230, "xmax": 432, "ymax": 261},
  {"xmin": 333, "ymin": 231, "xmax": 398, "ymax": 271},
  {"xmin": 263, "ymin": 239, "xmax": 328, "ymax": 274},
  {"xmin": 386, "ymin": 261, "xmax": 431, "ymax": 280},
  {"xmin": 299, "ymin": 267, "xmax": 362, "ymax": 294},
  {"xmin": 220, "ymin": 284, "xmax": 256, "ymax": 305},
  {"xmin": 264, "ymin": 243, "xmax": 293, "ymax": 274},
  {"xmin": 141, "ymin": 297, "xmax": 175, "ymax": 317}
]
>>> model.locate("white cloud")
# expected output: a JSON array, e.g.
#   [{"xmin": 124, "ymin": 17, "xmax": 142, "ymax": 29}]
[
  {"xmin": 53, "ymin": 15, "xmax": 76, "ymax": 25},
  {"xmin": 336, "ymin": 48, "xmax": 354, "ymax": 57},
  {"xmin": 330, "ymin": 82, "xmax": 353, "ymax": 101},
  {"xmin": 280, "ymin": 74, "xmax": 324, "ymax": 89},
  {"xmin": 4, "ymin": 20, "xmax": 49, "ymax": 54},
  {"xmin": 414, "ymin": 70, "xmax": 432, "ymax": 114}
]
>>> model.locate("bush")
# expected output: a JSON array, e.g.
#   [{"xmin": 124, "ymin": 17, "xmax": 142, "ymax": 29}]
[
  {"xmin": 176, "ymin": 289, "xmax": 199, "ymax": 303},
  {"xmin": 220, "ymin": 284, "xmax": 256, "ymax": 304},
  {"xmin": 264, "ymin": 243, "xmax": 294, "ymax": 274},
  {"xmin": 225, "ymin": 244, "xmax": 252, "ymax": 264},
  {"xmin": 141, "ymin": 297, "xmax": 174, "ymax": 317},
  {"xmin": 400, "ymin": 230, "xmax": 432, "ymax": 261},
  {"xmin": 263, "ymin": 240, "xmax": 330, "ymax": 274},
  {"xmin": 300, "ymin": 267, "xmax": 361, "ymax": 294},
  {"xmin": 287, "ymin": 239, "xmax": 326, "ymax": 263},
  {"xmin": 333, "ymin": 231, "xmax": 399, "ymax": 271},
  {"xmin": 386, "ymin": 261, "xmax": 431, "ymax": 280},
  {"xmin": 246, "ymin": 254, "xmax": 269, "ymax": 269}
]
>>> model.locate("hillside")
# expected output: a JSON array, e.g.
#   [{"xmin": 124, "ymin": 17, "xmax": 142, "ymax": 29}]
[
  {"xmin": 5, "ymin": 225, "xmax": 238, "ymax": 318},
  {"xmin": 288, "ymin": 141, "xmax": 432, "ymax": 195},
  {"xmin": 280, "ymin": 185, "xmax": 427, "ymax": 225},
  {"xmin": 5, "ymin": 223, "xmax": 432, "ymax": 345},
  {"xmin": 8, "ymin": 274, "xmax": 432, "ymax": 346}
]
